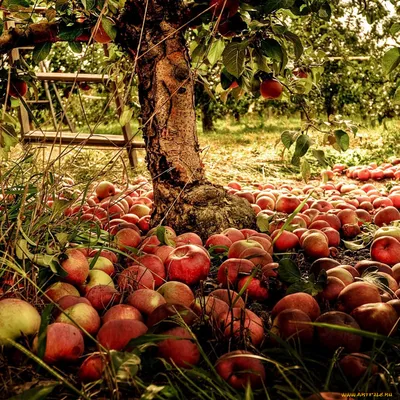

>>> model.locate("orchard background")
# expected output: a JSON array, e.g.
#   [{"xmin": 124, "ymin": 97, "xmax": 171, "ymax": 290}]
[{"xmin": 1, "ymin": 0, "xmax": 400, "ymax": 399}]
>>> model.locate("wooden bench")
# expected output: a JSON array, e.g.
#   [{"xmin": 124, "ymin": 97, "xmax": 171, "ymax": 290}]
[
  {"xmin": 4, "ymin": 9, "xmax": 142, "ymax": 168},
  {"xmin": 24, "ymin": 130, "xmax": 146, "ymax": 148}
]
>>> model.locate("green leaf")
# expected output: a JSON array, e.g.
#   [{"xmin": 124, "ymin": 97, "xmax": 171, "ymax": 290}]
[
  {"xmin": 342, "ymin": 240, "xmax": 366, "ymax": 250},
  {"xmin": 334, "ymin": 129, "xmax": 350, "ymax": 151},
  {"xmin": 293, "ymin": 134, "xmax": 311, "ymax": 157},
  {"xmin": 286, "ymin": 280, "xmax": 322, "ymax": 296},
  {"xmin": 382, "ymin": 48, "xmax": 400, "ymax": 75},
  {"xmin": 281, "ymin": 130, "xmax": 297, "ymax": 149},
  {"xmin": 208, "ymin": 39, "xmax": 225, "ymax": 66},
  {"xmin": 110, "ymin": 351, "xmax": 140, "ymax": 382},
  {"xmin": 6, "ymin": 383, "xmax": 59, "ymax": 400},
  {"xmin": 312, "ymin": 149, "xmax": 328, "ymax": 167},
  {"xmin": 300, "ymin": 159, "xmax": 311, "ymax": 182},
  {"xmin": 318, "ymin": 2, "xmax": 331, "ymax": 20},
  {"xmin": 222, "ymin": 42, "xmax": 247, "ymax": 79},
  {"xmin": 101, "ymin": 17, "xmax": 117, "ymax": 41},
  {"xmin": 119, "ymin": 107, "xmax": 134, "ymax": 126},
  {"xmin": 278, "ymin": 258, "xmax": 301, "ymax": 284},
  {"xmin": 256, "ymin": 213, "xmax": 270, "ymax": 233},
  {"xmin": 59, "ymin": 25, "xmax": 84, "ymax": 41},
  {"xmin": 262, "ymin": 0, "xmax": 295, "ymax": 14},
  {"xmin": 55, "ymin": 0, "xmax": 69, "ymax": 11},
  {"xmin": 81, "ymin": 0, "xmax": 96, "ymax": 10},
  {"xmin": 0, "ymin": 20, "xmax": 3, "ymax": 36},
  {"xmin": 260, "ymin": 39, "xmax": 283, "ymax": 63},
  {"xmin": 8, "ymin": 0, "xmax": 30, "ymax": 6},
  {"xmin": 32, "ymin": 43, "xmax": 52, "ymax": 64},
  {"xmin": 37, "ymin": 304, "xmax": 53, "ymax": 361},
  {"xmin": 68, "ymin": 42, "xmax": 83, "ymax": 53},
  {"xmin": 155, "ymin": 226, "xmax": 175, "ymax": 247},
  {"xmin": 393, "ymin": 86, "xmax": 400, "ymax": 105},
  {"xmin": 141, "ymin": 385, "xmax": 166, "ymax": 400},
  {"xmin": 390, "ymin": 22, "xmax": 400, "ymax": 36},
  {"xmin": 285, "ymin": 32, "xmax": 303, "ymax": 60},
  {"xmin": 192, "ymin": 43, "xmax": 207, "ymax": 62}
]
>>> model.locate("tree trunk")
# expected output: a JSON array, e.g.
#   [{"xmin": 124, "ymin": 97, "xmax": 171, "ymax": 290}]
[
  {"xmin": 118, "ymin": 0, "xmax": 255, "ymax": 239},
  {"xmin": 202, "ymin": 105, "xmax": 215, "ymax": 133}
]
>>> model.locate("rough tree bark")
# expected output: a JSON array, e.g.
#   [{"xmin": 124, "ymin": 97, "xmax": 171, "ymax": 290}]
[
  {"xmin": 118, "ymin": 0, "xmax": 255, "ymax": 239},
  {"xmin": 0, "ymin": 0, "xmax": 256, "ymax": 239}
]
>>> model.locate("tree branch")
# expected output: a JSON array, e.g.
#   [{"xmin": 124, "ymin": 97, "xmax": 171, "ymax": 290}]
[{"xmin": 0, "ymin": 22, "xmax": 90, "ymax": 53}]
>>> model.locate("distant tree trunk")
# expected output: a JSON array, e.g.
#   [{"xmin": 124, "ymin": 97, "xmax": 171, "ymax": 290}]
[
  {"xmin": 118, "ymin": 0, "xmax": 255, "ymax": 239},
  {"xmin": 202, "ymin": 105, "xmax": 215, "ymax": 133}
]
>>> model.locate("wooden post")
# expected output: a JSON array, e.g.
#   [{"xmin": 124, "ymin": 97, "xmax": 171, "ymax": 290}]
[{"xmin": 103, "ymin": 45, "xmax": 138, "ymax": 169}]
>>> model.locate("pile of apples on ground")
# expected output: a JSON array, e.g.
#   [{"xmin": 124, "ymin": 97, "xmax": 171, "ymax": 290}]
[{"xmin": 1, "ymin": 171, "xmax": 400, "ymax": 399}]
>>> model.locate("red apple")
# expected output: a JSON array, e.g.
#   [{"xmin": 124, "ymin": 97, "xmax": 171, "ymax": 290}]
[
  {"xmin": 97, "ymin": 319, "xmax": 148, "ymax": 350},
  {"xmin": 157, "ymin": 326, "xmax": 200, "ymax": 368},
  {"xmin": 157, "ymin": 281, "xmax": 195, "ymax": 307},
  {"xmin": 147, "ymin": 303, "xmax": 198, "ymax": 328},
  {"xmin": 301, "ymin": 232, "xmax": 330, "ymax": 258},
  {"xmin": 33, "ymin": 323, "xmax": 84, "ymax": 364},
  {"xmin": 320, "ymin": 276, "xmax": 346, "ymax": 301},
  {"xmin": 205, "ymin": 234, "xmax": 232, "ymax": 253},
  {"xmin": 271, "ymin": 308, "xmax": 314, "ymax": 345},
  {"xmin": 219, "ymin": 308, "xmax": 264, "ymax": 346},
  {"xmin": 60, "ymin": 248, "xmax": 90, "ymax": 285},
  {"xmin": 44, "ymin": 282, "xmax": 80, "ymax": 303},
  {"xmin": 79, "ymin": 354, "xmax": 106, "ymax": 382},
  {"xmin": 56, "ymin": 303, "xmax": 101, "ymax": 335},
  {"xmin": 315, "ymin": 311, "xmax": 362, "ymax": 353},
  {"xmin": 351, "ymin": 302, "xmax": 398, "ymax": 335},
  {"xmin": 85, "ymin": 285, "xmax": 122, "ymax": 311},
  {"xmin": 89, "ymin": 256, "xmax": 115, "ymax": 276},
  {"xmin": 95, "ymin": 181, "xmax": 116, "ymax": 199},
  {"xmin": 126, "ymin": 289, "xmax": 166, "ymax": 316},
  {"xmin": 272, "ymin": 292, "xmax": 320, "ymax": 321},
  {"xmin": 339, "ymin": 353, "xmax": 379, "ymax": 381},
  {"xmin": 272, "ymin": 230, "xmax": 299, "ymax": 252},
  {"xmin": 209, "ymin": 288, "xmax": 245, "ymax": 308},
  {"xmin": 133, "ymin": 254, "xmax": 166, "ymax": 287},
  {"xmin": 237, "ymin": 276, "xmax": 269, "ymax": 301},
  {"xmin": 370, "ymin": 236, "xmax": 400, "ymax": 265},
  {"xmin": 275, "ymin": 194, "xmax": 301, "ymax": 213},
  {"xmin": 102, "ymin": 304, "xmax": 143, "ymax": 324},
  {"xmin": 115, "ymin": 228, "xmax": 141, "ymax": 251},
  {"xmin": 118, "ymin": 265, "xmax": 155, "ymax": 292},
  {"xmin": 373, "ymin": 206, "xmax": 400, "ymax": 227},
  {"xmin": 175, "ymin": 232, "xmax": 203, "ymax": 247},
  {"xmin": 215, "ymin": 350, "xmax": 265, "ymax": 389},
  {"xmin": 165, "ymin": 244, "xmax": 210, "ymax": 285},
  {"xmin": 337, "ymin": 281, "xmax": 381, "ymax": 313}
]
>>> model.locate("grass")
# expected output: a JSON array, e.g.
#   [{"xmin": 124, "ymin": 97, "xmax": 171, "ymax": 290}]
[{"xmin": 1, "ymin": 115, "xmax": 400, "ymax": 399}]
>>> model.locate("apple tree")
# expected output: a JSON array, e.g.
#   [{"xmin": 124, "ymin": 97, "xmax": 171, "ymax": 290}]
[{"xmin": 0, "ymin": 0, "xmax": 337, "ymax": 238}]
